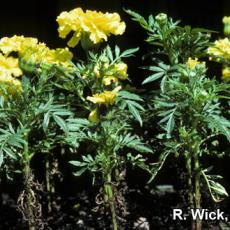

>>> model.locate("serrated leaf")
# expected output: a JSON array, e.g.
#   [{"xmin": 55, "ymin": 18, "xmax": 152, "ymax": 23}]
[
  {"xmin": 120, "ymin": 47, "xmax": 139, "ymax": 58},
  {"xmin": 53, "ymin": 115, "xmax": 68, "ymax": 132},
  {"xmin": 142, "ymin": 72, "xmax": 165, "ymax": 84},
  {"xmin": 4, "ymin": 147, "xmax": 17, "ymax": 159},
  {"xmin": 128, "ymin": 103, "xmax": 142, "ymax": 126},
  {"xmin": 128, "ymin": 100, "xmax": 145, "ymax": 111},
  {"xmin": 206, "ymin": 115, "xmax": 230, "ymax": 142},
  {"xmin": 118, "ymin": 90, "xmax": 143, "ymax": 101}
]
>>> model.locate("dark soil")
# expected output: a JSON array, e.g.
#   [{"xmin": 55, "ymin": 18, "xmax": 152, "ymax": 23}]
[{"xmin": 1, "ymin": 164, "xmax": 230, "ymax": 230}]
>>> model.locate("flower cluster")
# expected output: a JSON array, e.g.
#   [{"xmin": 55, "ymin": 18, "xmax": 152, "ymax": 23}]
[
  {"xmin": 207, "ymin": 25, "xmax": 230, "ymax": 80},
  {"xmin": 0, "ymin": 35, "xmax": 73, "ymax": 68},
  {"xmin": 0, "ymin": 35, "xmax": 73, "ymax": 95},
  {"xmin": 56, "ymin": 7, "xmax": 126, "ymax": 47},
  {"xmin": 87, "ymin": 90, "xmax": 117, "ymax": 105},
  {"xmin": 94, "ymin": 61, "xmax": 128, "ymax": 85},
  {"xmin": 207, "ymin": 38, "xmax": 230, "ymax": 61},
  {"xmin": 186, "ymin": 57, "xmax": 205, "ymax": 70},
  {"xmin": 0, "ymin": 53, "xmax": 22, "ymax": 95},
  {"xmin": 87, "ymin": 87, "xmax": 121, "ymax": 123},
  {"xmin": 85, "ymin": 57, "xmax": 128, "ymax": 123}
]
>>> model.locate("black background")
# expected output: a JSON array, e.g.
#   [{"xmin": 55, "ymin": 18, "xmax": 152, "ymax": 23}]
[{"xmin": 0, "ymin": 0, "xmax": 229, "ymax": 44}]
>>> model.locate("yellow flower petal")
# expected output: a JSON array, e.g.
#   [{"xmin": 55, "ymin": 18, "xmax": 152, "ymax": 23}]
[
  {"xmin": 56, "ymin": 7, "xmax": 126, "ymax": 47},
  {"xmin": 186, "ymin": 57, "xmax": 205, "ymax": 69},
  {"xmin": 222, "ymin": 67, "xmax": 230, "ymax": 79},
  {"xmin": 0, "ymin": 36, "xmax": 73, "ymax": 69},
  {"xmin": 87, "ymin": 91, "xmax": 117, "ymax": 105},
  {"xmin": 114, "ymin": 62, "xmax": 128, "ymax": 80},
  {"xmin": 102, "ymin": 76, "xmax": 118, "ymax": 85},
  {"xmin": 207, "ymin": 38, "xmax": 230, "ymax": 61},
  {"xmin": 88, "ymin": 108, "xmax": 100, "ymax": 123}
]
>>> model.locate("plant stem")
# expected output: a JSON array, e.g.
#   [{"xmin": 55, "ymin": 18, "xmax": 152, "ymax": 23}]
[
  {"xmin": 23, "ymin": 133, "xmax": 35, "ymax": 230},
  {"xmin": 104, "ymin": 173, "xmax": 118, "ymax": 230},
  {"xmin": 185, "ymin": 154, "xmax": 194, "ymax": 209},
  {"xmin": 24, "ymin": 161, "xmax": 36, "ymax": 230},
  {"xmin": 186, "ymin": 154, "xmax": 197, "ymax": 230},
  {"xmin": 46, "ymin": 159, "xmax": 52, "ymax": 213},
  {"xmin": 194, "ymin": 152, "xmax": 202, "ymax": 230}
]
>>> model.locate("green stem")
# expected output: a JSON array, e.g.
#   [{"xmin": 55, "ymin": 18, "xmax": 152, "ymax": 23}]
[
  {"xmin": 194, "ymin": 152, "xmax": 202, "ymax": 230},
  {"xmin": 185, "ymin": 154, "xmax": 194, "ymax": 209},
  {"xmin": 23, "ymin": 134, "xmax": 35, "ymax": 230},
  {"xmin": 24, "ymin": 162, "xmax": 35, "ymax": 230},
  {"xmin": 104, "ymin": 173, "xmax": 118, "ymax": 230}
]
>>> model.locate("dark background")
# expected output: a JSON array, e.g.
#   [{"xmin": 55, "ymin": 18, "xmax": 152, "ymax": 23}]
[
  {"xmin": 1, "ymin": 0, "xmax": 229, "ymax": 42},
  {"xmin": 0, "ymin": 0, "xmax": 229, "ymax": 46},
  {"xmin": 0, "ymin": 0, "xmax": 229, "ymax": 84}
]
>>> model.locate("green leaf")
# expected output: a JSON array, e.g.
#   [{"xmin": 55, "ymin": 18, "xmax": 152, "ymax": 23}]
[
  {"xmin": 69, "ymin": 160, "xmax": 87, "ymax": 167},
  {"xmin": 128, "ymin": 103, "xmax": 143, "ymax": 126},
  {"xmin": 73, "ymin": 167, "xmax": 87, "ymax": 177},
  {"xmin": 148, "ymin": 151, "xmax": 171, "ymax": 183},
  {"xmin": 4, "ymin": 147, "xmax": 16, "ymax": 159},
  {"xmin": 0, "ymin": 150, "xmax": 3, "ymax": 167},
  {"xmin": 115, "ymin": 45, "xmax": 120, "ymax": 58},
  {"xmin": 202, "ymin": 169, "xmax": 228, "ymax": 202},
  {"xmin": 124, "ymin": 9, "xmax": 152, "ymax": 31},
  {"xmin": 43, "ymin": 112, "xmax": 50, "ymax": 131},
  {"xmin": 120, "ymin": 47, "xmax": 139, "ymax": 58},
  {"xmin": 206, "ymin": 115, "xmax": 230, "ymax": 142},
  {"xmin": 166, "ymin": 113, "xmax": 175, "ymax": 137},
  {"xmin": 142, "ymin": 72, "xmax": 165, "ymax": 84},
  {"xmin": 53, "ymin": 115, "xmax": 68, "ymax": 133},
  {"xmin": 118, "ymin": 90, "xmax": 143, "ymax": 101},
  {"xmin": 106, "ymin": 46, "xmax": 113, "ymax": 62},
  {"xmin": 128, "ymin": 100, "xmax": 145, "ymax": 111}
]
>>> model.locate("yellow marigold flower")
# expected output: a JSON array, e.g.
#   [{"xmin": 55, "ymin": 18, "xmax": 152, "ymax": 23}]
[
  {"xmin": 0, "ymin": 74, "xmax": 22, "ymax": 95},
  {"xmin": 114, "ymin": 62, "xmax": 128, "ymax": 80},
  {"xmin": 187, "ymin": 57, "xmax": 205, "ymax": 69},
  {"xmin": 102, "ymin": 76, "xmax": 118, "ymax": 86},
  {"xmin": 87, "ymin": 91, "xmax": 117, "ymax": 105},
  {"xmin": 42, "ymin": 48, "xmax": 73, "ymax": 68},
  {"xmin": 0, "ymin": 36, "xmax": 73, "ymax": 69},
  {"xmin": 20, "ymin": 42, "xmax": 48, "ymax": 62},
  {"xmin": 0, "ymin": 53, "xmax": 22, "ymax": 77},
  {"xmin": 222, "ymin": 67, "xmax": 230, "ymax": 79},
  {"xmin": 56, "ymin": 7, "xmax": 126, "ymax": 47},
  {"xmin": 0, "ymin": 53, "xmax": 22, "ymax": 95},
  {"xmin": 207, "ymin": 38, "xmax": 230, "ymax": 61},
  {"xmin": 20, "ymin": 43, "xmax": 73, "ymax": 68},
  {"xmin": 88, "ymin": 108, "xmax": 100, "ymax": 123},
  {"xmin": 0, "ymin": 35, "xmax": 38, "ymax": 56}
]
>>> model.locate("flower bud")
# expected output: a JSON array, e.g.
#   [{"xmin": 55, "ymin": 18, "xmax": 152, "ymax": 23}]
[
  {"xmin": 223, "ymin": 16, "xmax": 230, "ymax": 36},
  {"xmin": 155, "ymin": 13, "xmax": 167, "ymax": 24}
]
